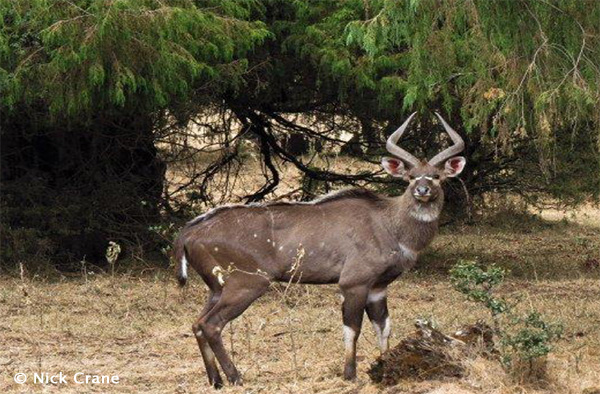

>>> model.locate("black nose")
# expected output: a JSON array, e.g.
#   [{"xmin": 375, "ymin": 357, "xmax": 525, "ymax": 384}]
[{"xmin": 416, "ymin": 186, "xmax": 430, "ymax": 195}]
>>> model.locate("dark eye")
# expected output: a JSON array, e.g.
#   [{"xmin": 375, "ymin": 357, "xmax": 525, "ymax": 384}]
[
  {"xmin": 432, "ymin": 174, "xmax": 440, "ymax": 180},
  {"xmin": 409, "ymin": 175, "xmax": 415, "ymax": 180}
]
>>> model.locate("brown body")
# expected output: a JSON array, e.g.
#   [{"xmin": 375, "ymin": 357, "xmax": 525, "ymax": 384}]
[{"xmin": 174, "ymin": 112, "xmax": 466, "ymax": 387}]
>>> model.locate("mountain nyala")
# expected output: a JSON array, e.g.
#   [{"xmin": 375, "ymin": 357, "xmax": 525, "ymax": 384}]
[{"xmin": 174, "ymin": 112, "xmax": 466, "ymax": 387}]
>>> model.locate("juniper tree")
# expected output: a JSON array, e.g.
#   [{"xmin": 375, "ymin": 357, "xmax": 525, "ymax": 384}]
[
  {"xmin": 1, "ymin": 0, "xmax": 599, "ymax": 269},
  {"xmin": 0, "ymin": 0, "xmax": 268, "ymax": 268}
]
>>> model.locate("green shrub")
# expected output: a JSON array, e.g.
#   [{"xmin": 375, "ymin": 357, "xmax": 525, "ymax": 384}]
[{"xmin": 449, "ymin": 260, "xmax": 563, "ymax": 374}]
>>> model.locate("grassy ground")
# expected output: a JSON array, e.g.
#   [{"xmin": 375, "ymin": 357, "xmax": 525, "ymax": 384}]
[{"xmin": 1, "ymin": 207, "xmax": 599, "ymax": 393}]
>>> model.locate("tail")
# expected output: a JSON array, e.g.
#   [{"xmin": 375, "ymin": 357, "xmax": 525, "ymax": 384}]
[{"xmin": 174, "ymin": 237, "xmax": 189, "ymax": 287}]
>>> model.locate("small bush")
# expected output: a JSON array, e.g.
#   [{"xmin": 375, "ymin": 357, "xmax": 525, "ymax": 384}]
[{"xmin": 449, "ymin": 260, "xmax": 563, "ymax": 380}]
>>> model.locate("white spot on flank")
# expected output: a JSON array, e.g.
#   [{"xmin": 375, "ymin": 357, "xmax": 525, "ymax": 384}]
[
  {"xmin": 272, "ymin": 241, "xmax": 276, "ymax": 247},
  {"xmin": 320, "ymin": 242, "xmax": 325, "ymax": 248},
  {"xmin": 398, "ymin": 243, "xmax": 418, "ymax": 261},
  {"xmin": 367, "ymin": 289, "xmax": 387, "ymax": 304},
  {"xmin": 267, "ymin": 238, "xmax": 271, "ymax": 243},
  {"xmin": 253, "ymin": 233, "xmax": 257, "ymax": 238},
  {"xmin": 214, "ymin": 247, "xmax": 219, "ymax": 252},
  {"xmin": 278, "ymin": 246, "xmax": 283, "ymax": 251},
  {"xmin": 180, "ymin": 255, "xmax": 188, "ymax": 279},
  {"xmin": 343, "ymin": 325, "xmax": 355, "ymax": 351}
]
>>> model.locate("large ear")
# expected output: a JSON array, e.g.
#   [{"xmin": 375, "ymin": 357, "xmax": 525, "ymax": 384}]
[
  {"xmin": 444, "ymin": 156, "xmax": 466, "ymax": 177},
  {"xmin": 382, "ymin": 157, "xmax": 408, "ymax": 178}
]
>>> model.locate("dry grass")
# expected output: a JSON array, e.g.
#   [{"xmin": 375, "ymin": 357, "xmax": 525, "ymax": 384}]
[
  {"xmin": 2, "ymin": 156, "xmax": 599, "ymax": 393},
  {"xmin": 1, "ymin": 213, "xmax": 599, "ymax": 393}
]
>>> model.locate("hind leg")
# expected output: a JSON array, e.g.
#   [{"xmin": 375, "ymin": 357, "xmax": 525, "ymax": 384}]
[
  {"xmin": 196, "ymin": 272, "xmax": 270, "ymax": 385},
  {"xmin": 340, "ymin": 284, "xmax": 369, "ymax": 380},
  {"xmin": 192, "ymin": 291, "xmax": 223, "ymax": 388},
  {"xmin": 366, "ymin": 287, "xmax": 390, "ymax": 353}
]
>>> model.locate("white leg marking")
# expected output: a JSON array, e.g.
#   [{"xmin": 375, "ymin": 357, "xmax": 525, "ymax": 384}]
[
  {"xmin": 371, "ymin": 320, "xmax": 382, "ymax": 344},
  {"xmin": 380, "ymin": 316, "xmax": 391, "ymax": 351},
  {"xmin": 372, "ymin": 316, "xmax": 391, "ymax": 352},
  {"xmin": 343, "ymin": 325, "xmax": 355, "ymax": 351},
  {"xmin": 180, "ymin": 255, "xmax": 188, "ymax": 279},
  {"xmin": 367, "ymin": 289, "xmax": 386, "ymax": 304}
]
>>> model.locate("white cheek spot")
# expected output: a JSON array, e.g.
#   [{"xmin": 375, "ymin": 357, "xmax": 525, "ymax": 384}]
[
  {"xmin": 343, "ymin": 325, "xmax": 355, "ymax": 350},
  {"xmin": 339, "ymin": 294, "xmax": 345, "ymax": 303},
  {"xmin": 195, "ymin": 330, "xmax": 203, "ymax": 338},
  {"xmin": 367, "ymin": 289, "xmax": 387, "ymax": 304}
]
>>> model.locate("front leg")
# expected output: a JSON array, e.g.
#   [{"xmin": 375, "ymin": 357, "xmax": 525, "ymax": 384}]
[
  {"xmin": 340, "ymin": 285, "xmax": 369, "ymax": 380},
  {"xmin": 366, "ymin": 287, "xmax": 390, "ymax": 352}
]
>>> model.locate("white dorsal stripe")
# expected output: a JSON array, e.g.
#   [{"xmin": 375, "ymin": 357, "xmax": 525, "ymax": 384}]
[{"xmin": 187, "ymin": 188, "xmax": 366, "ymax": 226}]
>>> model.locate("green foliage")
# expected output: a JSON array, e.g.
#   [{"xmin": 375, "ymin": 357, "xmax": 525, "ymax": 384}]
[
  {"xmin": 450, "ymin": 260, "xmax": 563, "ymax": 369},
  {"xmin": 149, "ymin": 222, "xmax": 178, "ymax": 258},
  {"xmin": 503, "ymin": 312, "xmax": 563, "ymax": 363},
  {"xmin": 450, "ymin": 261, "xmax": 508, "ymax": 316},
  {"xmin": 281, "ymin": 0, "xmax": 600, "ymax": 201},
  {"xmin": 0, "ymin": 0, "xmax": 269, "ymax": 117},
  {"xmin": 2, "ymin": 0, "xmax": 599, "ymax": 268}
]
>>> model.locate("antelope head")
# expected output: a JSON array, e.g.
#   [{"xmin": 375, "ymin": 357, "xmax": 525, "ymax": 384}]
[{"xmin": 381, "ymin": 112, "xmax": 466, "ymax": 203}]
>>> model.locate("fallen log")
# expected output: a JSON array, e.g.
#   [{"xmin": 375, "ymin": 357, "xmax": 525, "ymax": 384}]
[{"xmin": 368, "ymin": 320, "xmax": 495, "ymax": 386}]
